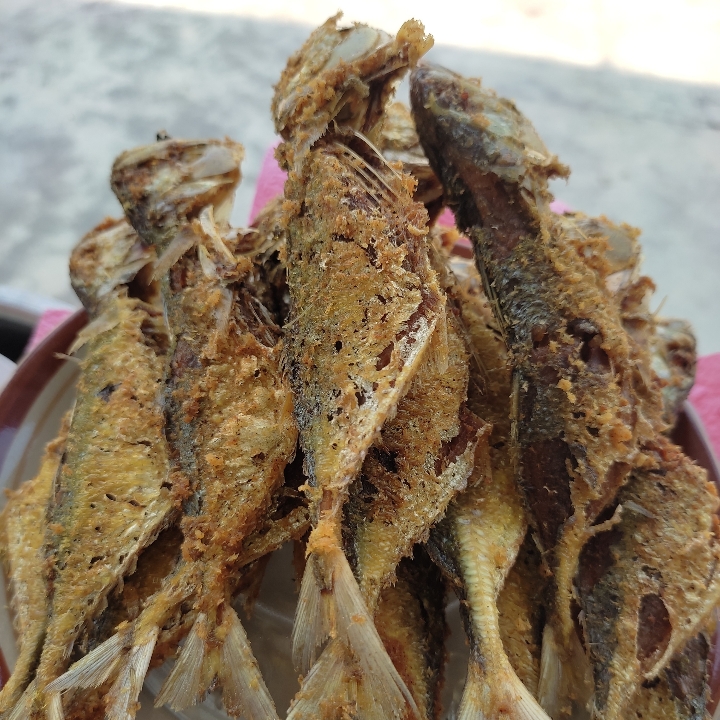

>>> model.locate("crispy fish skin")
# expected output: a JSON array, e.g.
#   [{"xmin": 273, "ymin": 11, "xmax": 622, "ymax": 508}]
[
  {"xmin": 0, "ymin": 416, "xmax": 70, "ymax": 714},
  {"xmin": 273, "ymin": 16, "xmax": 441, "ymax": 720},
  {"xmin": 26, "ymin": 289, "xmax": 174, "ymax": 718},
  {"xmin": 345, "ymin": 307, "xmax": 478, "ymax": 610},
  {"xmin": 410, "ymin": 65, "xmax": 666, "ymax": 674},
  {"xmin": 374, "ymin": 551, "xmax": 448, "ymax": 720},
  {"xmin": 4, "ymin": 217, "xmax": 172, "ymax": 720},
  {"xmin": 577, "ymin": 437, "xmax": 720, "ymax": 720}
]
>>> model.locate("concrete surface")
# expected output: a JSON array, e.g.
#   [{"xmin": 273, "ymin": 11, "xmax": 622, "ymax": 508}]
[{"xmin": 1, "ymin": 0, "xmax": 719, "ymax": 352}]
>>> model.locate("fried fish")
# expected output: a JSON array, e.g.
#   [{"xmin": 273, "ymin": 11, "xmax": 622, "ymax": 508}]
[{"xmin": 272, "ymin": 15, "xmax": 442, "ymax": 719}]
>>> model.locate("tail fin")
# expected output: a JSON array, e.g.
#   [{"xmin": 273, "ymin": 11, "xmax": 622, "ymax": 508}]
[
  {"xmin": 290, "ymin": 548, "xmax": 420, "ymax": 720},
  {"xmin": 218, "ymin": 607, "xmax": 279, "ymax": 720},
  {"xmin": 291, "ymin": 553, "xmax": 334, "ymax": 674},
  {"xmin": 537, "ymin": 623, "xmax": 593, "ymax": 719},
  {"xmin": 458, "ymin": 661, "xmax": 551, "ymax": 720},
  {"xmin": 286, "ymin": 641, "xmax": 349, "ymax": 720},
  {"xmin": 153, "ymin": 613, "xmax": 207, "ymax": 710},
  {"xmin": 104, "ymin": 626, "xmax": 159, "ymax": 720}
]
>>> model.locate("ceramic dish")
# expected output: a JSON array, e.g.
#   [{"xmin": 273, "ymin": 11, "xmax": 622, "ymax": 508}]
[{"xmin": 1, "ymin": 311, "xmax": 719, "ymax": 718}]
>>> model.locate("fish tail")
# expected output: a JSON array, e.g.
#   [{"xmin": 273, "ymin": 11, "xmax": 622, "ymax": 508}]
[
  {"xmin": 45, "ymin": 628, "xmax": 131, "ymax": 696},
  {"xmin": 104, "ymin": 626, "xmax": 159, "ymax": 720},
  {"xmin": 458, "ymin": 661, "xmax": 551, "ymax": 720},
  {"xmin": 291, "ymin": 552, "xmax": 334, "ymax": 674},
  {"xmin": 153, "ymin": 613, "xmax": 208, "ymax": 711},
  {"xmin": 537, "ymin": 623, "xmax": 593, "ymax": 719},
  {"xmin": 218, "ymin": 606, "xmax": 279, "ymax": 720},
  {"xmin": 329, "ymin": 547, "xmax": 420, "ymax": 720},
  {"xmin": 286, "ymin": 641, "xmax": 350, "ymax": 720}
]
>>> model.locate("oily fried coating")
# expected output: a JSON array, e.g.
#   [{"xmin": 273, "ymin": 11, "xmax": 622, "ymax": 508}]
[
  {"xmin": 49, "ymin": 139, "xmax": 297, "ymax": 720},
  {"xmin": 0, "ymin": 416, "xmax": 69, "ymax": 714},
  {"xmin": 577, "ymin": 436, "xmax": 720, "ymax": 720},
  {"xmin": 69, "ymin": 217, "xmax": 156, "ymax": 315},
  {"xmin": 273, "ymin": 14, "xmax": 432, "ymax": 169},
  {"xmin": 375, "ymin": 551, "xmax": 448, "ymax": 720},
  {"xmin": 410, "ymin": 65, "xmax": 666, "ymax": 661},
  {"xmin": 344, "ymin": 308, "xmax": 479, "ymax": 610}
]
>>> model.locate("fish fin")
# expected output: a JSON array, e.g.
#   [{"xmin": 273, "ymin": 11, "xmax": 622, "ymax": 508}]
[
  {"xmin": 538, "ymin": 623, "xmax": 593, "ymax": 719},
  {"xmin": 154, "ymin": 613, "xmax": 207, "ymax": 711},
  {"xmin": 105, "ymin": 627, "xmax": 158, "ymax": 720},
  {"xmin": 331, "ymin": 549, "xmax": 420, "ymax": 720},
  {"xmin": 45, "ymin": 630, "xmax": 130, "ymax": 693},
  {"xmin": 287, "ymin": 641, "xmax": 350, "ymax": 720},
  {"xmin": 218, "ymin": 607, "xmax": 279, "ymax": 720},
  {"xmin": 5, "ymin": 681, "xmax": 34, "ymax": 720},
  {"xmin": 44, "ymin": 692, "xmax": 64, "ymax": 720},
  {"xmin": 292, "ymin": 553, "xmax": 333, "ymax": 674},
  {"xmin": 458, "ymin": 661, "xmax": 551, "ymax": 720}
]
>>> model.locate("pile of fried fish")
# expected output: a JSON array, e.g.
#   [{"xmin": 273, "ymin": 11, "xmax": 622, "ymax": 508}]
[{"xmin": 0, "ymin": 13, "xmax": 716, "ymax": 720}]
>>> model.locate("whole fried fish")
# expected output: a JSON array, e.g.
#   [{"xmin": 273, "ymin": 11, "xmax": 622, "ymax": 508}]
[
  {"xmin": 0, "ymin": 415, "xmax": 70, "ymax": 714},
  {"xmin": 272, "ymin": 15, "xmax": 442, "ymax": 719},
  {"xmin": 410, "ymin": 65, "xmax": 667, "ymax": 713},
  {"xmin": 48, "ymin": 139, "xmax": 299, "ymax": 720},
  {"xmin": 7, "ymin": 218, "xmax": 175, "ymax": 720}
]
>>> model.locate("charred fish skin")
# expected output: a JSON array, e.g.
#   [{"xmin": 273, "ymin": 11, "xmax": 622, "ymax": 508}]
[
  {"xmin": 576, "ymin": 436, "xmax": 720, "ymax": 720},
  {"xmin": 273, "ymin": 15, "xmax": 443, "ymax": 720},
  {"xmin": 410, "ymin": 64, "xmax": 665, "ymax": 651},
  {"xmin": 0, "ymin": 416, "xmax": 70, "ymax": 714}
]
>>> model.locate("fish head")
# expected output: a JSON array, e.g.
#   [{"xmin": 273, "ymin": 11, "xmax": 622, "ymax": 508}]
[
  {"xmin": 272, "ymin": 14, "xmax": 433, "ymax": 168},
  {"xmin": 410, "ymin": 63, "xmax": 568, "ymax": 215},
  {"xmin": 111, "ymin": 139, "xmax": 244, "ymax": 250},
  {"xmin": 70, "ymin": 218, "xmax": 156, "ymax": 314}
]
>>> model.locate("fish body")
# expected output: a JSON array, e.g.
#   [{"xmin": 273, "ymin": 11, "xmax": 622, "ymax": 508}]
[
  {"xmin": 410, "ymin": 65, "xmax": 666, "ymax": 699},
  {"xmin": 0, "ymin": 417, "xmax": 70, "ymax": 714},
  {"xmin": 272, "ymin": 15, "xmax": 443, "ymax": 720},
  {"xmin": 345, "ymin": 307, "xmax": 480, "ymax": 611},
  {"xmin": 2, "ymin": 218, "xmax": 173, "ymax": 720}
]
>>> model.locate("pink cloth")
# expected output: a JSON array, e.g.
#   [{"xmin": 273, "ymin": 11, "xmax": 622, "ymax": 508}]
[
  {"xmin": 690, "ymin": 354, "xmax": 720, "ymax": 460},
  {"xmin": 249, "ymin": 141, "xmax": 285, "ymax": 224},
  {"xmin": 25, "ymin": 308, "xmax": 74, "ymax": 354}
]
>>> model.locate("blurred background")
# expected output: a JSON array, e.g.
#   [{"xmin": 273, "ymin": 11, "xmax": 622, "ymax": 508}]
[{"xmin": 1, "ymin": 0, "xmax": 719, "ymax": 353}]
